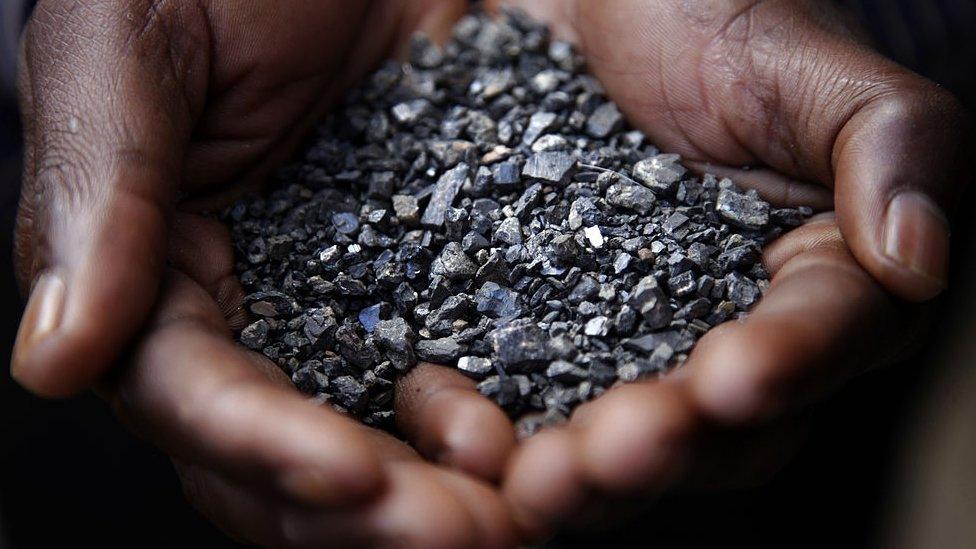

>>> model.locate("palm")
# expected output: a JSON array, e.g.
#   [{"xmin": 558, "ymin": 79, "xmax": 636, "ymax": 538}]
[
  {"xmin": 478, "ymin": 0, "xmax": 933, "ymax": 539},
  {"xmin": 170, "ymin": 0, "xmax": 921, "ymax": 523},
  {"xmin": 12, "ymin": 0, "xmax": 951, "ymax": 542},
  {"xmin": 16, "ymin": 1, "xmax": 520, "ymax": 544}
]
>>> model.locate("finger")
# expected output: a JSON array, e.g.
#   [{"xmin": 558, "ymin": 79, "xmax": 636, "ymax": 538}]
[
  {"xmin": 502, "ymin": 382, "xmax": 696, "ymax": 541},
  {"xmin": 687, "ymin": 221, "xmax": 919, "ymax": 424},
  {"xmin": 395, "ymin": 363, "xmax": 516, "ymax": 482},
  {"xmin": 571, "ymin": 381, "xmax": 696, "ymax": 496},
  {"xmin": 283, "ymin": 461, "xmax": 516, "ymax": 549},
  {"xmin": 110, "ymin": 270, "xmax": 386, "ymax": 507},
  {"xmin": 573, "ymin": 389, "xmax": 807, "ymax": 493},
  {"xmin": 833, "ymin": 90, "xmax": 967, "ymax": 301},
  {"xmin": 428, "ymin": 467, "xmax": 520, "ymax": 548},
  {"xmin": 502, "ymin": 427, "xmax": 588, "ymax": 542},
  {"xmin": 683, "ymin": 161, "xmax": 834, "ymax": 212},
  {"xmin": 12, "ymin": 0, "xmax": 210, "ymax": 396},
  {"xmin": 177, "ymin": 461, "xmax": 472, "ymax": 548},
  {"xmin": 175, "ymin": 462, "xmax": 284, "ymax": 547},
  {"xmin": 167, "ymin": 212, "xmax": 248, "ymax": 329},
  {"xmin": 494, "ymin": 0, "xmax": 969, "ymax": 301}
]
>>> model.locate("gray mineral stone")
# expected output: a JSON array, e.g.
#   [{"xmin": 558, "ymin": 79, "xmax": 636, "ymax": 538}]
[
  {"xmin": 606, "ymin": 182, "xmax": 657, "ymax": 214},
  {"xmin": 586, "ymin": 101, "xmax": 624, "ymax": 138},
  {"xmin": 633, "ymin": 154, "xmax": 687, "ymax": 193},
  {"xmin": 457, "ymin": 356, "xmax": 494, "ymax": 379},
  {"xmin": 228, "ymin": 8, "xmax": 809, "ymax": 432},
  {"xmin": 716, "ymin": 188, "xmax": 770, "ymax": 230},
  {"xmin": 422, "ymin": 163, "xmax": 471, "ymax": 227},
  {"xmin": 522, "ymin": 152, "xmax": 576, "ymax": 184},
  {"xmin": 415, "ymin": 338, "xmax": 466, "ymax": 363}
]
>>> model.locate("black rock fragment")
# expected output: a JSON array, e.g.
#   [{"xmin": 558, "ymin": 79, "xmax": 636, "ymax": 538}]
[
  {"xmin": 331, "ymin": 376, "xmax": 369, "ymax": 414},
  {"xmin": 491, "ymin": 322, "xmax": 552, "ymax": 371},
  {"xmin": 422, "ymin": 163, "xmax": 470, "ymax": 227},
  {"xmin": 431, "ymin": 242, "xmax": 478, "ymax": 280},
  {"xmin": 228, "ymin": 8, "xmax": 809, "ymax": 432},
  {"xmin": 415, "ymin": 338, "xmax": 466, "ymax": 364},
  {"xmin": 240, "ymin": 320, "xmax": 269, "ymax": 350},
  {"xmin": 716, "ymin": 188, "xmax": 770, "ymax": 230},
  {"xmin": 606, "ymin": 181, "xmax": 656, "ymax": 214},
  {"xmin": 522, "ymin": 152, "xmax": 576, "ymax": 184},
  {"xmin": 373, "ymin": 318, "xmax": 417, "ymax": 371},
  {"xmin": 632, "ymin": 154, "xmax": 687, "ymax": 194}
]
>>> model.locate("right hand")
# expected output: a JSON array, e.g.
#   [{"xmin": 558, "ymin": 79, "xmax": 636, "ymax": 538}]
[
  {"xmin": 102, "ymin": 213, "xmax": 516, "ymax": 547},
  {"xmin": 11, "ymin": 0, "xmax": 465, "ymax": 397},
  {"xmin": 12, "ymin": 2, "xmax": 521, "ymax": 545},
  {"xmin": 483, "ymin": 0, "xmax": 968, "ymax": 540}
]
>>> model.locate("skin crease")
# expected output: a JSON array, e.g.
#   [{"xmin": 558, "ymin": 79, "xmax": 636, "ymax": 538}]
[
  {"xmin": 483, "ymin": 0, "xmax": 958, "ymax": 540},
  {"xmin": 14, "ymin": 1, "xmax": 520, "ymax": 547},
  {"xmin": 7, "ymin": 0, "xmax": 968, "ymax": 545}
]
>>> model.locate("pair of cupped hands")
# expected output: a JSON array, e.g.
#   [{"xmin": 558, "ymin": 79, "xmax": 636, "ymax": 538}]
[{"xmin": 10, "ymin": 0, "xmax": 970, "ymax": 546}]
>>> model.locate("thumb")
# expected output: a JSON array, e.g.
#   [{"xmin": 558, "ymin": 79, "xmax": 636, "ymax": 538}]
[
  {"xmin": 12, "ymin": 0, "xmax": 208, "ymax": 397},
  {"xmin": 832, "ymin": 83, "xmax": 970, "ymax": 301},
  {"xmin": 495, "ymin": 0, "xmax": 970, "ymax": 302}
]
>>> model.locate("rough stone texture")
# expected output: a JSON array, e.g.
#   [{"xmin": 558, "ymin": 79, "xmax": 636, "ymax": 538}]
[
  {"xmin": 632, "ymin": 154, "xmax": 687, "ymax": 193},
  {"xmin": 422, "ymin": 163, "xmax": 470, "ymax": 227},
  {"xmin": 522, "ymin": 151, "xmax": 576, "ymax": 184},
  {"xmin": 586, "ymin": 101, "xmax": 624, "ymax": 138},
  {"xmin": 606, "ymin": 182, "xmax": 656, "ymax": 214},
  {"xmin": 716, "ymin": 188, "xmax": 770, "ymax": 230},
  {"xmin": 228, "ymin": 9, "xmax": 808, "ymax": 433}
]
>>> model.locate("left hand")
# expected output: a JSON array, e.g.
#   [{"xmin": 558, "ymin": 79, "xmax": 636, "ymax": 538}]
[
  {"xmin": 501, "ymin": 216, "xmax": 921, "ymax": 540},
  {"xmin": 480, "ymin": 0, "xmax": 957, "ymax": 540}
]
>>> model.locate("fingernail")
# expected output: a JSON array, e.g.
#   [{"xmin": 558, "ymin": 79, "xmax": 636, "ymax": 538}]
[
  {"xmin": 884, "ymin": 191, "xmax": 950, "ymax": 288},
  {"xmin": 12, "ymin": 273, "xmax": 66, "ymax": 379}
]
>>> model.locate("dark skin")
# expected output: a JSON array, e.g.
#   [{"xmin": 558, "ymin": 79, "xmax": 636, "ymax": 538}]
[
  {"xmin": 9, "ymin": 0, "xmax": 970, "ymax": 545},
  {"xmin": 13, "ymin": 1, "xmax": 521, "ymax": 546}
]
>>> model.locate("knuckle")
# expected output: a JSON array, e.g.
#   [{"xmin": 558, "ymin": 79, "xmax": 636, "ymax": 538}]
[
  {"xmin": 120, "ymin": 0, "xmax": 206, "ymax": 59},
  {"xmin": 28, "ymin": 139, "xmax": 171, "ymax": 238},
  {"xmin": 118, "ymin": 0, "xmax": 210, "ymax": 116},
  {"xmin": 34, "ymin": 150, "xmax": 97, "ymax": 207},
  {"xmin": 25, "ymin": 0, "xmax": 206, "ymax": 143}
]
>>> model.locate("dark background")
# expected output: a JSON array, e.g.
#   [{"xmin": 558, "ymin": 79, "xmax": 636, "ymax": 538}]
[{"xmin": 1, "ymin": 1, "xmax": 974, "ymax": 547}]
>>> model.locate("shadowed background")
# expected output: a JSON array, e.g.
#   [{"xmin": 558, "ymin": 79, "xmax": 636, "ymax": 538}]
[{"xmin": 1, "ymin": 1, "xmax": 974, "ymax": 546}]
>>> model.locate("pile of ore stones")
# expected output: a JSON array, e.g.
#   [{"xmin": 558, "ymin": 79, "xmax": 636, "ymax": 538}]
[{"xmin": 227, "ymin": 9, "xmax": 811, "ymax": 437}]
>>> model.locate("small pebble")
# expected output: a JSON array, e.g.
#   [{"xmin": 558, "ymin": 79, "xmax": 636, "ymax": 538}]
[{"xmin": 228, "ymin": 9, "xmax": 809, "ymax": 430}]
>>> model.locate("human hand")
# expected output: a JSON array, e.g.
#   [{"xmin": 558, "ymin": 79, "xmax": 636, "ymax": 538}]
[
  {"xmin": 103, "ymin": 212, "xmax": 517, "ymax": 547},
  {"xmin": 12, "ymin": 2, "xmax": 521, "ymax": 544},
  {"xmin": 481, "ymin": 0, "xmax": 966, "ymax": 540},
  {"xmin": 11, "ymin": 0, "xmax": 466, "ymax": 397}
]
